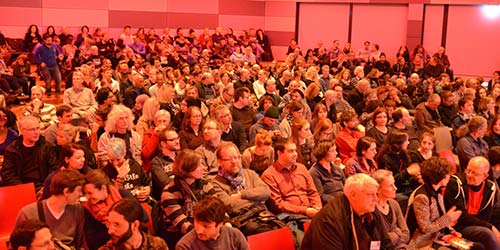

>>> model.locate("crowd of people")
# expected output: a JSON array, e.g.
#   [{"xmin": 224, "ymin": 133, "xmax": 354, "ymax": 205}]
[{"xmin": 1, "ymin": 23, "xmax": 500, "ymax": 250}]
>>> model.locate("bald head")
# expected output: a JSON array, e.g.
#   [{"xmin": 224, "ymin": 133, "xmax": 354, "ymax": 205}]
[{"xmin": 466, "ymin": 156, "xmax": 490, "ymax": 186}]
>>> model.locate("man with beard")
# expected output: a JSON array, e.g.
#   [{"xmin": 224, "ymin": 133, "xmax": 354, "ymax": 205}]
[
  {"xmin": 176, "ymin": 196, "xmax": 250, "ymax": 250},
  {"xmin": 100, "ymin": 198, "xmax": 167, "ymax": 250},
  {"xmin": 151, "ymin": 127, "xmax": 180, "ymax": 201}
]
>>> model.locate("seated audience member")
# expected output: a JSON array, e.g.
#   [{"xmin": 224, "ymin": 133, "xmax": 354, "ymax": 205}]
[
  {"xmin": 241, "ymin": 129, "xmax": 274, "ymax": 175},
  {"xmin": 336, "ymin": 110, "xmax": 365, "ymax": 163},
  {"xmin": 456, "ymin": 116, "xmax": 489, "ymax": 171},
  {"xmin": 83, "ymin": 170, "xmax": 135, "ymax": 250},
  {"xmin": 99, "ymin": 198, "xmax": 168, "ymax": 250},
  {"xmin": 290, "ymin": 118, "xmax": 314, "ymax": 169},
  {"xmin": 444, "ymin": 157, "xmax": 500, "ymax": 250},
  {"xmin": 344, "ymin": 136, "xmax": 378, "ymax": 176},
  {"xmin": 176, "ymin": 196, "xmax": 250, "ymax": 250},
  {"xmin": 102, "ymin": 138, "xmax": 150, "ymax": 202},
  {"xmin": 409, "ymin": 132, "xmax": 438, "ymax": 165},
  {"xmin": 377, "ymin": 131, "xmax": 420, "ymax": 198},
  {"xmin": 438, "ymin": 90, "xmax": 458, "ymax": 128},
  {"xmin": 135, "ymin": 97, "xmax": 160, "ymax": 137},
  {"xmin": 22, "ymin": 86, "xmax": 57, "ymax": 130},
  {"xmin": 213, "ymin": 105, "xmax": 249, "ymax": 152},
  {"xmin": 261, "ymin": 139, "xmax": 321, "ymax": 244},
  {"xmin": 63, "ymin": 71, "xmax": 96, "ymax": 121},
  {"xmin": 249, "ymin": 105, "xmax": 281, "ymax": 144},
  {"xmin": 97, "ymin": 105, "xmax": 142, "ymax": 167},
  {"xmin": 10, "ymin": 220, "xmax": 56, "ymax": 250},
  {"xmin": 179, "ymin": 106, "xmax": 205, "ymax": 150},
  {"xmin": 42, "ymin": 143, "xmax": 88, "ymax": 199},
  {"xmin": 213, "ymin": 142, "xmax": 283, "ymax": 235},
  {"xmin": 391, "ymin": 107, "xmax": 419, "ymax": 151},
  {"xmin": 54, "ymin": 123, "xmax": 96, "ymax": 169},
  {"xmin": 150, "ymin": 127, "xmax": 180, "ymax": 201},
  {"xmin": 452, "ymin": 97, "xmax": 475, "ymax": 133},
  {"xmin": 159, "ymin": 150, "xmax": 221, "ymax": 249},
  {"xmin": 15, "ymin": 170, "xmax": 85, "ymax": 249},
  {"xmin": 372, "ymin": 169, "xmax": 410, "ymax": 249},
  {"xmin": 43, "ymin": 104, "xmax": 73, "ymax": 145},
  {"xmin": 302, "ymin": 173, "xmax": 392, "ymax": 249},
  {"xmin": 0, "ymin": 107, "xmax": 18, "ymax": 155},
  {"xmin": 484, "ymin": 114, "xmax": 500, "ymax": 147},
  {"xmin": 141, "ymin": 109, "xmax": 171, "ymax": 172},
  {"xmin": 366, "ymin": 107, "xmax": 390, "ymax": 148},
  {"xmin": 415, "ymin": 93, "xmax": 444, "ymax": 133},
  {"xmin": 1, "ymin": 115, "xmax": 58, "ymax": 191},
  {"xmin": 310, "ymin": 141, "xmax": 345, "ymax": 205},
  {"xmin": 195, "ymin": 118, "xmax": 224, "ymax": 179},
  {"xmin": 230, "ymin": 87, "xmax": 257, "ymax": 133},
  {"xmin": 406, "ymin": 157, "xmax": 465, "ymax": 249}
]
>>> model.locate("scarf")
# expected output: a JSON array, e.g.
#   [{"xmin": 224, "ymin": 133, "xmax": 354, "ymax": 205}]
[
  {"xmin": 218, "ymin": 168, "xmax": 245, "ymax": 191},
  {"xmin": 83, "ymin": 185, "xmax": 123, "ymax": 224}
]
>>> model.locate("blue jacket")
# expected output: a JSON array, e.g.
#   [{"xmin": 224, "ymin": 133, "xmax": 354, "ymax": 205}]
[{"xmin": 34, "ymin": 43, "xmax": 59, "ymax": 67}]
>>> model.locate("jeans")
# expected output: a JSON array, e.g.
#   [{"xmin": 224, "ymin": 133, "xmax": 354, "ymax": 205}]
[
  {"xmin": 462, "ymin": 225, "xmax": 499, "ymax": 250},
  {"xmin": 43, "ymin": 66, "xmax": 61, "ymax": 94}
]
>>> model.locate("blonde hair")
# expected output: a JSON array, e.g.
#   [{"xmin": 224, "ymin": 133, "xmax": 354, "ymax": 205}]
[
  {"xmin": 141, "ymin": 98, "xmax": 160, "ymax": 122},
  {"xmin": 344, "ymin": 173, "xmax": 379, "ymax": 197}
]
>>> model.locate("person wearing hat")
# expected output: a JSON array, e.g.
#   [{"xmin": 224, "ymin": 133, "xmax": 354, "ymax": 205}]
[{"xmin": 249, "ymin": 105, "xmax": 281, "ymax": 144}]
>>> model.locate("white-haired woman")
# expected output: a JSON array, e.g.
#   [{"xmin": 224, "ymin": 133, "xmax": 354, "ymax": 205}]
[{"xmin": 97, "ymin": 105, "xmax": 142, "ymax": 167}]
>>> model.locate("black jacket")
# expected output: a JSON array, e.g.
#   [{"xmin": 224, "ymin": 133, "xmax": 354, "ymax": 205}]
[
  {"xmin": 1, "ymin": 135, "xmax": 58, "ymax": 191},
  {"xmin": 444, "ymin": 173, "xmax": 500, "ymax": 231},
  {"xmin": 302, "ymin": 194, "xmax": 392, "ymax": 250}
]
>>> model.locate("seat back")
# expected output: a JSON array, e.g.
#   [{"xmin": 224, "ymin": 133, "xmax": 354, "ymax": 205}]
[
  {"xmin": 247, "ymin": 227, "xmax": 295, "ymax": 250},
  {"xmin": 0, "ymin": 183, "xmax": 37, "ymax": 241}
]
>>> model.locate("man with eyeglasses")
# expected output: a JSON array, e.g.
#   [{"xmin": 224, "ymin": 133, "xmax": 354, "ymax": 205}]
[
  {"xmin": 444, "ymin": 156, "xmax": 500, "ymax": 249},
  {"xmin": 212, "ymin": 141, "xmax": 283, "ymax": 236},
  {"xmin": 195, "ymin": 118, "xmax": 223, "ymax": 179},
  {"xmin": 1, "ymin": 115, "xmax": 58, "ymax": 191},
  {"xmin": 150, "ymin": 127, "xmax": 180, "ymax": 200}
]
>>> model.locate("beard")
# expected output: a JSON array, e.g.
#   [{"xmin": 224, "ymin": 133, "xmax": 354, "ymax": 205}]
[{"xmin": 111, "ymin": 224, "xmax": 133, "ymax": 246}]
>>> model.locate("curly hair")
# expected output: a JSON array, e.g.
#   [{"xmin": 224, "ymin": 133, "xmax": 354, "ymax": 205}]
[
  {"xmin": 105, "ymin": 105, "xmax": 134, "ymax": 133},
  {"xmin": 421, "ymin": 157, "xmax": 452, "ymax": 185}
]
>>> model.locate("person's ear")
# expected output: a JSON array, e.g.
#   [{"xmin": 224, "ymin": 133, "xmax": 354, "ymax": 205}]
[
  {"xmin": 63, "ymin": 187, "xmax": 70, "ymax": 196},
  {"xmin": 132, "ymin": 220, "xmax": 141, "ymax": 231}
]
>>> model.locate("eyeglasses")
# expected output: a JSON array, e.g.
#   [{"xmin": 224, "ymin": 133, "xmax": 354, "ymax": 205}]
[
  {"xmin": 165, "ymin": 137, "xmax": 180, "ymax": 142},
  {"xmin": 203, "ymin": 126, "xmax": 217, "ymax": 131},
  {"xmin": 465, "ymin": 168, "xmax": 485, "ymax": 177}
]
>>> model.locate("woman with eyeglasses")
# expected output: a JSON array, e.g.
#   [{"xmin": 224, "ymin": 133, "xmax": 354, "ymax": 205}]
[{"xmin": 159, "ymin": 149, "xmax": 222, "ymax": 249}]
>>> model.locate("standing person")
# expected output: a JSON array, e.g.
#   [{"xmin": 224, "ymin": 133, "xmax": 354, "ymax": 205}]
[
  {"xmin": 15, "ymin": 170, "xmax": 85, "ymax": 249},
  {"xmin": 1, "ymin": 115, "xmax": 58, "ymax": 191},
  {"xmin": 372, "ymin": 170, "xmax": 410, "ymax": 249},
  {"xmin": 176, "ymin": 196, "xmax": 250, "ymax": 250},
  {"xmin": 301, "ymin": 174, "xmax": 393, "ymax": 250},
  {"xmin": 406, "ymin": 157, "xmax": 464, "ymax": 249},
  {"xmin": 99, "ymin": 198, "xmax": 168, "ymax": 250},
  {"xmin": 34, "ymin": 34, "xmax": 62, "ymax": 96},
  {"xmin": 444, "ymin": 157, "xmax": 500, "ymax": 250}
]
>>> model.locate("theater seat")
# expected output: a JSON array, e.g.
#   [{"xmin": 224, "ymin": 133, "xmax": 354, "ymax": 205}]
[
  {"xmin": 303, "ymin": 222, "xmax": 311, "ymax": 232},
  {"xmin": 247, "ymin": 227, "xmax": 295, "ymax": 250},
  {"xmin": 439, "ymin": 150, "xmax": 458, "ymax": 173},
  {"xmin": 0, "ymin": 183, "xmax": 36, "ymax": 250}
]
